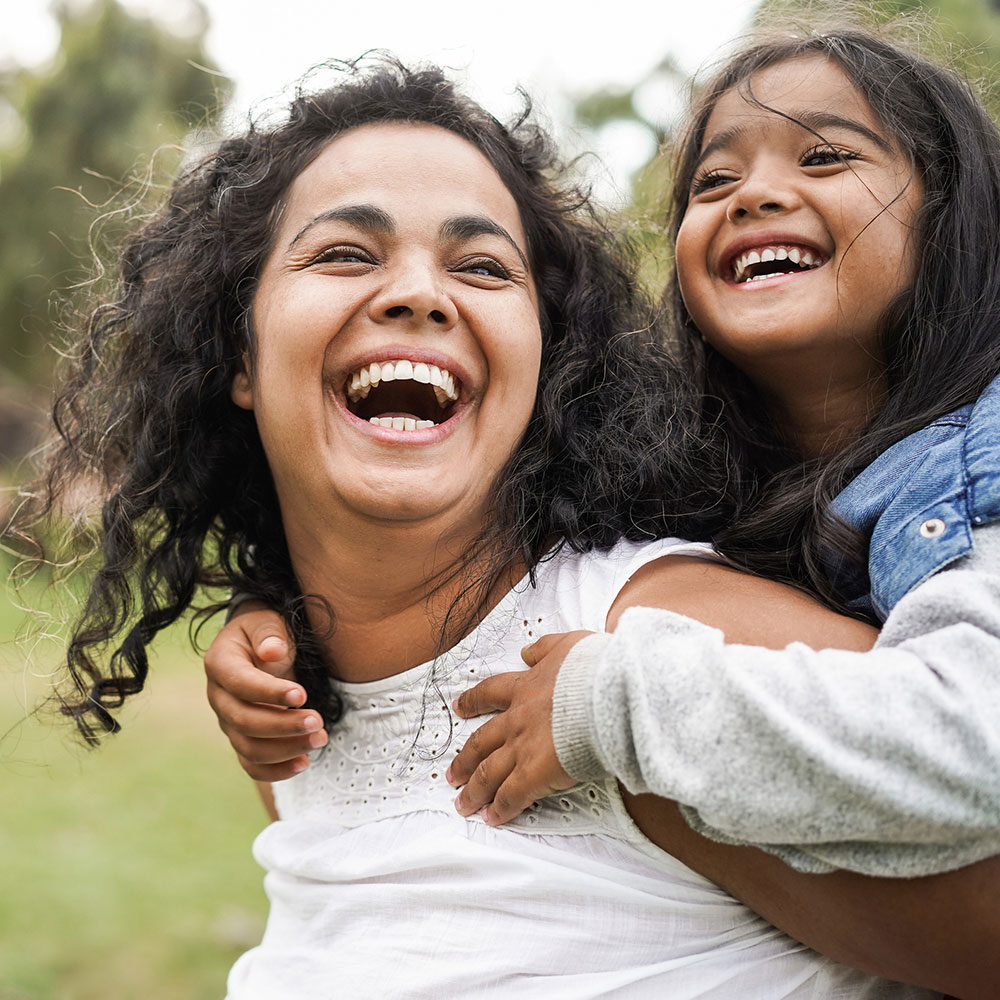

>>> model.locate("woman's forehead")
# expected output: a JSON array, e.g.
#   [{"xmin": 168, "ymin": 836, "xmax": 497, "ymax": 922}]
[{"xmin": 275, "ymin": 122, "xmax": 527, "ymax": 246}]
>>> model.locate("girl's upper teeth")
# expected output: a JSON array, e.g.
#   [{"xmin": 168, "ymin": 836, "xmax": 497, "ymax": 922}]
[
  {"xmin": 731, "ymin": 245, "xmax": 822, "ymax": 282},
  {"xmin": 346, "ymin": 360, "xmax": 459, "ymax": 405}
]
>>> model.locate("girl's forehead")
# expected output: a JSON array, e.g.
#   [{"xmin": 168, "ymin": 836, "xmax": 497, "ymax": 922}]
[{"xmin": 702, "ymin": 54, "xmax": 882, "ymax": 143}]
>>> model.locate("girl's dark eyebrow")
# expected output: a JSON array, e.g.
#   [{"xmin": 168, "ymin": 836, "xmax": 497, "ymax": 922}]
[
  {"xmin": 695, "ymin": 108, "xmax": 894, "ymax": 169},
  {"xmin": 288, "ymin": 204, "xmax": 395, "ymax": 249},
  {"xmin": 440, "ymin": 215, "xmax": 530, "ymax": 271},
  {"xmin": 797, "ymin": 110, "xmax": 894, "ymax": 153}
]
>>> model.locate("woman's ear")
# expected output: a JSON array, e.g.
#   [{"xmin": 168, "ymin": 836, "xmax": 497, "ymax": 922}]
[{"xmin": 231, "ymin": 354, "xmax": 254, "ymax": 410}]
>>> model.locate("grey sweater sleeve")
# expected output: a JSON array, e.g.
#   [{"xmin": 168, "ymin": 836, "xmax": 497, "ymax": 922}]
[{"xmin": 551, "ymin": 524, "xmax": 1000, "ymax": 877}]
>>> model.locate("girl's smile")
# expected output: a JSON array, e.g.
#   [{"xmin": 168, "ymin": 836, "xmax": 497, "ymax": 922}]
[{"xmin": 675, "ymin": 54, "xmax": 923, "ymax": 389}]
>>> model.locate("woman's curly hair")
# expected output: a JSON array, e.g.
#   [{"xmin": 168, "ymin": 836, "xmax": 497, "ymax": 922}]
[{"xmin": 15, "ymin": 56, "xmax": 723, "ymax": 742}]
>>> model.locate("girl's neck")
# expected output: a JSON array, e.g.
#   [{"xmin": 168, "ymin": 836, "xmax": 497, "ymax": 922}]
[
  {"xmin": 750, "ymin": 352, "xmax": 887, "ymax": 459},
  {"xmin": 283, "ymin": 513, "xmax": 519, "ymax": 683}
]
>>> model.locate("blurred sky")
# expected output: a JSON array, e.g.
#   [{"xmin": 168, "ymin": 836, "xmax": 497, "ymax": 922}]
[{"xmin": 4, "ymin": 0, "xmax": 761, "ymax": 202}]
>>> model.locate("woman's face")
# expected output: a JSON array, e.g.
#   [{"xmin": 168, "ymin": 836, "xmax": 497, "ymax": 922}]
[
  {"xmin": 233, "ymin": 123, "xmax": 541, "ymax": 537},
  {"xmin": 674, "ymin": 54, "xmax": 922, "ymax": 386}
]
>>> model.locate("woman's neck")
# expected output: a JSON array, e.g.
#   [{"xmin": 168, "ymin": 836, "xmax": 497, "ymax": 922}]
[{"xmin": 283, "ymin": 513, "xmax": 519, "ymax": 683}]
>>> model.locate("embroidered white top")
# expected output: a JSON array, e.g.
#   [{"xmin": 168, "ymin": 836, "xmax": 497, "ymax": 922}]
[{"xmin": 226, "ymin": 539, "xmax": 936, "ymax": 1000}]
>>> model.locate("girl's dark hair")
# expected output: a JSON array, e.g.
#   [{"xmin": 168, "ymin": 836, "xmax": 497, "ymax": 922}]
[
  {"xmin": 666, "ymin": 26, "xmax": 1000, "ymax": 609},
  {"xmin": 19, "ymin": 56, "xmax": 718, "ymax": 742}
]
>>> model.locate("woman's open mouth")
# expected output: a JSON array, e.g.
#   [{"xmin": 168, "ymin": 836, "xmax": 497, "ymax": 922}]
[{"xmin": 344, "ymin": 359, "xmax": 461, "ymax": 431}]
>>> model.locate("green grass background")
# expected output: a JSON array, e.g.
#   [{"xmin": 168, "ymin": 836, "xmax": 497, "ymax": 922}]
[{"xmin": 0, "ymin": 557, "xmax": 269, "ymax": 999}]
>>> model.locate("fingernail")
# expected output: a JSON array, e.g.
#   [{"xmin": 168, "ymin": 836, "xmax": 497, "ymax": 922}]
[
  {"xmin": 302, "ymin": 715, "xmax": 322, "ymax": 733},
  {"xmin": 259, "ymin": 636, "xmax": 286, "ymax": 655},
  {"xmin": 480, "ymin": 807, "xmax": 492, "ymax": 826},
  {"xmin": 445, "ymin": 766, "xmax": 454, "ymax": 786},
  {"xmin": 308, "ymin": 731, "xmax": 328, "ymax": 749},
  {"xmin": 285, "ymin": 689, "xmax": 306, "ymax": 707},
  {"xmin": 291, "ymin": 758, "xmax": 308, "ymax": 774}
]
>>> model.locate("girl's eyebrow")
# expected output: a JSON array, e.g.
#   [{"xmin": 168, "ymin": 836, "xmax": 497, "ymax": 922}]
[
  {"xmin": 696, "ymin": 107, "xmax": 894, "ymax": 169},
  {"xmin": 440, "ymin": 215, "xmax": 530, "ymax": 272},
  {"xmin": 288, "ymin": 204, "xmax": 394, "ymax": 249}
]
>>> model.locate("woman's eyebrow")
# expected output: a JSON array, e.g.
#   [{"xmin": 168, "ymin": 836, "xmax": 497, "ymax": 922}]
[
  {"xmin": 288, "ymin": 204, "xmax": 395, "ymax": 249},
  {"xmin": 440, "ymin": 215, "xmax": 530, "ymax": 271}
]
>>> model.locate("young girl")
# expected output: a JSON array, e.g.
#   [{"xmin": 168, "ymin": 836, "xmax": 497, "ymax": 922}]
[{"xmin": 205, "ymin": 27, "xmax": 1000, "ymax": 994}]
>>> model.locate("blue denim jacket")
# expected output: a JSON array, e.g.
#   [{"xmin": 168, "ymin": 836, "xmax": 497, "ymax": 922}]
[{"xmin": 828, "ymin": 375, "xmax": 1000, "ymax": 620}]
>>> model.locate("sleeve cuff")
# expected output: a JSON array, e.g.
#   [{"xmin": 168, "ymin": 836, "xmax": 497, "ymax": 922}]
[{"xmin": 552, "ymin": 632, "xmax": 615, "ymax": 782}]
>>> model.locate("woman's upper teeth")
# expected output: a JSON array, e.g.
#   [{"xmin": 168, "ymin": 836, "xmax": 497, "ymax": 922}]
[
  {"xmin": 346, "ymin": 360, "xmax": 459, "ymax": 406},
  {"xmin": 732, "ymin": 245, "xmax": 823, "ymax": 283}
]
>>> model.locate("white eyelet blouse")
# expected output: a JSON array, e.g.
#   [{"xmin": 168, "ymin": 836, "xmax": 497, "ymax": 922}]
[{"xmin": 226, "ymin": 539, "xmax": 937, "ymax": 1000}]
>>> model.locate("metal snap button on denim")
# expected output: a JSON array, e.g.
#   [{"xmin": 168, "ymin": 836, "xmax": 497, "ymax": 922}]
[{"xmin": 919, "ymin": 518, "xmax": 947, "ymax": 539}]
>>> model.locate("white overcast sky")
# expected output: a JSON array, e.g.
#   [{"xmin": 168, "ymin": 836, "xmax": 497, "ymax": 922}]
[{"xmin": 4, "ymin": 0, "xmax": 761, "ymax": 202}]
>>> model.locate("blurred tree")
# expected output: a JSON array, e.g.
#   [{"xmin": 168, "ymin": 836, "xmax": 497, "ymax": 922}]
[{"xmin": 0, "ymin": 0, "xmax": 229, "ymax": 413}]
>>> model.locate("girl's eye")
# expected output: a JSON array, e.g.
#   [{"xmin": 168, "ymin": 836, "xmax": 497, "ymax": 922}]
[
  {"xmin": 690, "ymin": 169, "xmax": 735, "ymax": 195},
  {"xmin": 457, "ymin": 257, "xmax": 511, "ymax": 281},
  {"xmin": 801, "ymin": 145, "xmax": 861, "ymax": 168},
  {"xmin": 311, "ymin": 245, "xmax": 375, "ymax": 266}
]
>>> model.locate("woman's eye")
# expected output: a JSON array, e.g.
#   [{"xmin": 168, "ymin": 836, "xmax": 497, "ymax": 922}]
[
  {"xmin": 801, "ymin": 146, "xmax": 860, "ymax": 168},
  {"xmin": 690, "ymin": 170, "xmax": 735, "ymax": 195},
  {"xmin": 311, "ymin": 245, "xmax": 374, "ymax": 266},
  {"xmin": 458, "ymin": 257, "xmax": 511, "ymax": 280}
]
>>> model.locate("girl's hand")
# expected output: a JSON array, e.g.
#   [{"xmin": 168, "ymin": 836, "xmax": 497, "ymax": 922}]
[
  {"xmin": 447, "ymin": 630, "xmax": 591, "ymax": 824},
  {"xmin": 204, "ymin": 602, "xmax": 327, "ymax": 781}
]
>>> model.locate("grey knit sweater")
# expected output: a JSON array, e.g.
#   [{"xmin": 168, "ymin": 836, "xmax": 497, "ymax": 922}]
[{"xmin": 552, "ymin": 524, "xmax": 1000, "ymax": 877}]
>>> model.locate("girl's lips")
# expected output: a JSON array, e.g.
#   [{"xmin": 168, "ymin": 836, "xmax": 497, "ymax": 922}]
[
  {"xmin": 727, "ymin": 244, "xmax": 828, "ymax": 285},
  {"xmin": 718, "ymin": 233, "xmax": 829, "ymax": 284}
]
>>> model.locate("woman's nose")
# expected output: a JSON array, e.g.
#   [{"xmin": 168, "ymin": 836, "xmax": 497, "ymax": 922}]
[{"xmin": 368, "ymin": 264, "xmax": 457, "ymax": 329}]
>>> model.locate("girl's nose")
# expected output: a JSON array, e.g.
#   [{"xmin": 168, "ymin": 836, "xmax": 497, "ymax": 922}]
[
  {"xmin": 368, "ymin": 263, "xmax": 458, "ymax": 329},
  {"xmin": 726, "ymin": 169, "xmax": 801, "ymax": 222}
]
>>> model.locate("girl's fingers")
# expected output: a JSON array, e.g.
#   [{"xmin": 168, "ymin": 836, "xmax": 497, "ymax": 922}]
[
  {"xmin": 452, "ymin": 745, "xmax": 515, "ymax": 818},
  {"xmin": 238, "ymin": 753, "xmax": 312, "ymax": 783},
  {"xmin": 208, "ymin": 682, "xmax": 325, "ymax": 741},
  {"xmin": 228, "ymin": 725, "xmax": 327, "ymax": 768},
  {"xmin": 248, "ymin": 618, "xmax": 296, "ymax": 671},
  {"xmin": 205, "ymin": 629, "xmax": 305, "ymax": 707},
  {"xmin": 520, "ymin": 633, "xmax": 562, "ymax": 666},
  {"xmin": 448, "ymin": 715, "xmax": 507, "ymax": 790},
  {"xmin": 452, "ymin": 672, "xmax": 518, "ymax": 718},
  {"xmin": 521, "ymin": 629, "xmax": 592, "ymax": 666},
  {"xmin": 481, "ymin": 772, "xmax": 534, "ymax": 827}
]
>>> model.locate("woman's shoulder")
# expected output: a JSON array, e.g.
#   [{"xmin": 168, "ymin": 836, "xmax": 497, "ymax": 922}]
[{"xmin": 522, "ymin": 537, "xmax": 718, "ymax": 634}]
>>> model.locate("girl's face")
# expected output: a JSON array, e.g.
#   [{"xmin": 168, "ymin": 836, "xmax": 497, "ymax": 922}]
[
  {"xmin": 232, "ymin": 123, "xmax": 541, "ymax": 538},
  {"xmin": 675, "ymin": 54, "xmax": 922, "ymax": 385}
]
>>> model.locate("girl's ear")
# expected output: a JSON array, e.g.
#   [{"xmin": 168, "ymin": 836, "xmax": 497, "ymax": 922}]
[{"xmin": 231, "ymin": 354, "xmax": 254, "ymax": 410}]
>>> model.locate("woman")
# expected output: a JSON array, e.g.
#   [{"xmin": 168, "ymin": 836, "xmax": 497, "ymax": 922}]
[{"xmin": 15, "ymin": 56, "xmax": 942, "ymax": 997}]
